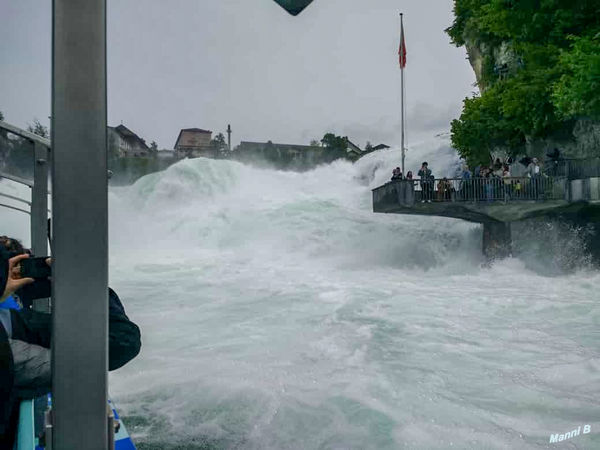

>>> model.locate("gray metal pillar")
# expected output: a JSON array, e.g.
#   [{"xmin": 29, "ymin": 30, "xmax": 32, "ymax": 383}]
[
  {"xmin": 52, "ymin": 0, "xmax": 108, "ymax": 448},
  {"xmin": 31, "ymin": 141, "xmax": 50, "ymax": 313}
]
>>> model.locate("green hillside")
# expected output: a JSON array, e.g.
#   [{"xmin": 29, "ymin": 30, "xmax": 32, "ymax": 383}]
[{"xmin": 447, "ymin": 0, "xmax": 600, "ymax": 166}]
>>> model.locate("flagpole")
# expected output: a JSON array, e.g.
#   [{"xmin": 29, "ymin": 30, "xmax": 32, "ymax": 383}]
[{"xmin": 400, "ymin": 13, "xmax": 406, "ymax": 177}]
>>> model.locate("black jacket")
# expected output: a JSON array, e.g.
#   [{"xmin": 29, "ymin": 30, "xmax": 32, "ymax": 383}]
[
  {"xmin": 0, "ymin": 288, "xmax": 141, "ymax": 443},
  {"xmin": 418, "ymin": 168, "xmax": 432, "ymax": 183}
]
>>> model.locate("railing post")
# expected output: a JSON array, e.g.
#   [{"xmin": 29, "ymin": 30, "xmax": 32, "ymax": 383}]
[
  {"xmin": 52, "ymin": 0, "xmax": 108, "ymax": 448},
  {"xmin": 30, "ymin": 141, "xmax": 50, "ymax": 312},
  {"xmin": 30, "ymin": 143, "xmax": 48, "ymax": 253}
]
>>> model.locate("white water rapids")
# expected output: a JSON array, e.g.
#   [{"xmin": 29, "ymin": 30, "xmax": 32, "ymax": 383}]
[{"xmin": 1, "ymin": 137, "xmax": 599, "ymax": 449}]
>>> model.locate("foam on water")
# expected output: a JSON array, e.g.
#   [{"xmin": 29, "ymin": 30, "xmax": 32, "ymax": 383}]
[{"xmin": 2, "ymin": 136, "xmax": 598, "ymax": 449}]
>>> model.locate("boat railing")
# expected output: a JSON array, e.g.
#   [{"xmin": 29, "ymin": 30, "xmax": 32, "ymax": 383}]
[
  {"xmin": 0, "ymin": 121, "xmax": 52, "ymax": 448},
  {"xmin": 0, "ymin": 120, "xmax": 51, "ymax": 272}
]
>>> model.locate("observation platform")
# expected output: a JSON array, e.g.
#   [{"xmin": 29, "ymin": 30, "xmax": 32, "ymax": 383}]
[{"xmin": 372, "ymin": 176, "xmax": 600, "ymax": 259}]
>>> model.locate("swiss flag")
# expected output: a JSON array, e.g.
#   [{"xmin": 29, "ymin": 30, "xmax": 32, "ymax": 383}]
[{"xmin": 399, "ymin": 21, "xmax": 407, "ymax": 69}]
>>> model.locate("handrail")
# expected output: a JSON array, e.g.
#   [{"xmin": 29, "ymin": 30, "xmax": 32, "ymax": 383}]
[
  {"xmin": 1, "ymin": 121, "xmax": 51, "ymax": 445},
  {"xmin": 0, "ymin": 202, "xmax": 31, "ymax": 215},
  {"xmin": 374, "ymin": 175, "xmax": 557, "ymax": 190},
  {"xmin": 0, "ymin": 171, "xmax": 34, "ymax": 187},
  {"xmin": 0, "ymin": 119, "xmax": 50, "ymax": 271},
  {"xmin": 373, "ymin": 175, "xmax": 568, "ymax": 205},
  {"xmin": 0, "ymin": 120, "xmax": 51, "ymax": 148},
  {"xmin": 0, "ymin": 192, "xmax": 31, "ymax": 206},
  {"xmin": 553, "ymin": 157, "xmax": 600, "ymax": 179}
]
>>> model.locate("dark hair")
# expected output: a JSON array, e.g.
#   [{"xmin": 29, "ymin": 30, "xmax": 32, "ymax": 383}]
[
  {"xmin": 0, "ymin": 246, "xmax": 9, "ymax": 297},
  {"xmin": 0, "ymin": 236, "xmax": 28, "ymax": 257},
  {"xmin": 422, "ymin": 162, "xmax": 428, "ymax": 166}
]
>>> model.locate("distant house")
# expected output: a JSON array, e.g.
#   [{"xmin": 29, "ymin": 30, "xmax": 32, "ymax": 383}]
[
  {"xmin": 345, "ymin": 140, "xmax": 363, "ymax": 159},
  {"xmin": 174, "ymin": 128, "xmax": 213, "ymax": 158},
  {"xmin": 237, "ymin": 141, "xmax": 321, "ymax": 158},
  {"xmin": 108, "ymin": 124, "xmax": 149, "ymax": 157},
  {"xmin": 234, "ymin": 139, "xmax": 373, "ymax": 169},
  {"xmin": 157, "ymin": 149, "xmax": 177, "ymax": 159},
  {"xmin": 372, "ymin": 144, "xmax": 390, "ymax": 151},
  {"xmin": 235, "ymin": 140, "xmax": 340, "ymax": 169}
]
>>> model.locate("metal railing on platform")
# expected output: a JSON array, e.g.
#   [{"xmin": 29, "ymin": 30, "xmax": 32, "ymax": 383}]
[
  {"xmin": 382, "ymin": 176, "xmax": 566, "ymax": 204},
  {"xmin": 552, "ymin": 157, "xmax": 600, "ymax": 179}
]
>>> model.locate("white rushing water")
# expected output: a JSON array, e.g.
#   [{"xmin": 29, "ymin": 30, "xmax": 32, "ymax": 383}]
[{"xmin": 2, "ymin": 137, "xmax": 599, "ymax": 449}]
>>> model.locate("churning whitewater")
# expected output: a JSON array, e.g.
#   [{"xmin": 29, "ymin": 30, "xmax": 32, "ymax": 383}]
[
  {"xmin": 101, "ymin": 140, "xmax": 600, "ymax": 450},
  {"xmin": 2, "ymin": 137, "xmax": 600, "ymax": 450},
  {"xmin": 2, "ymin": 137, "xmax": 595, "ymax": 449}
]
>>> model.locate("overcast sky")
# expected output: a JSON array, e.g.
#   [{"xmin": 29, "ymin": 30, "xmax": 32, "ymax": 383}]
[{"xmin": 0, "ymin": 0, "xmax": 476, "ymax": 149}]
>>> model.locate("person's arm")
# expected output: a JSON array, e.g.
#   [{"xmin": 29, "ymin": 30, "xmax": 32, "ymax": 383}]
[
  {"xmin": 11, "ymin": 288, "xmax": 141, "ymax": 371},
  {"xmin": 10, "ymin": 309, "xmax": 51, "ymax": 348},
  {"xmin": 0, "ymin": 254, "xmax": 34, "ymax": 304},
  {"xmin": 16, "ymin": 279, "xmax": 51, "ymax": 309},
  {"xmin": 108, "ymin": 288, "xmax": 141, "ymax": 371}
]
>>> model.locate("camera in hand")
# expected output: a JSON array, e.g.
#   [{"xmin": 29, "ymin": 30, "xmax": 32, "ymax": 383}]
[{"xmin": 20, "ymin": 256, "xmax": 51, "ymax": 279}]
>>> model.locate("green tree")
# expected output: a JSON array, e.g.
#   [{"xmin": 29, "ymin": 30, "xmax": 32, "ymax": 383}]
[
  {"xmin": 447, "ymin": 0, "xmax": 600, "ymax": 162},
  {"xmin": 210, "ymin": 133, "xmax": 228, "ymax": 157},
  {"xmin": 0, "ymin": 111, "xmax": 4, "ymax": 121},
  {"xmin": 149, "ymin": 141, "xmax": 158, "ymax": 152},
  {"xmin": 309, "ymin": 139, "xmax": 321, "ymax": 147},
  {"xmin": 553, "ymin": 35, "xmax": 600, "ymax": 118},
  {"xmin": 27, "ymin": 118, "xmax": 49, "ymax": 138},
  {"xmin": 321, "ymin": 133, "xmax": 347, "ymax": 151}
]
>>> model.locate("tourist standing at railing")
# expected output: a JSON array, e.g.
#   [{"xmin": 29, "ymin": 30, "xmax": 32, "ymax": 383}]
[
  {"xmin": 391, "ymin": 167, "xmax": 403, "ymax": 181},
  {"xmin": 439, "ymin": 178, "xmax": 453, "ymax": 201},
  {"xmin": 527, "ymin": 158, "xmax": 541, "ymax": 199},
  {"xmin": 492, "ymin": 158, "xmax": 504, "ymax": 178},
  {"xmin": 526, "ymin": 158, "xmax": 541, "ymax": 178},
  {"xmin": 461, "ymin": 165, "xmax": 472, "ymax": 180},
  {"xmin": 418, "ymin": 162, "xmax": 433, "ymax": 203},
  {"xmin": 502, "ymin": 165, "xmax": 512, "ymax": 201},
  {"xmin": 493, "ymin": 158, "xmax": 503, "ymax": 172},
  {"xmin": 514, "ymin": 178, "xmax": 522, "ymax": 198},
  {"xmin": 460, "ymin": 165, "xmax": 472, "ymax": 200},
  {"xmin": 546, "ymin": 147, "xmax": 562, "ymax": 176},
  {"xmin": 484, "ymin": 170, "xmax": 495, "ymax": 201},
  {"xmin": 436, "ymin": 179, "xmax": 445, "ymax": 201},
  {"xmin": 406, "ymin": 171, "xmax": 413, "ymax": 180},
  {"xmin": 476, "ymin": 167, "xmax": 487, "ymax": 200}
]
